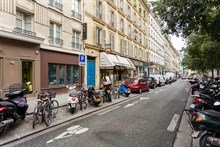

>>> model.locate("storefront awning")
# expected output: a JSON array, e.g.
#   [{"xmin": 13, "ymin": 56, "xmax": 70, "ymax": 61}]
[
  {"xmin": 116, "ymin": 55, "xmax": 136, "ymax": 70},
  {"xmin": 100, "ymin": 52, "xmax": 115, "ymax": 69},
  {"xmin": 100, "ymin": 53, "xmax": 135, "ymax": 70}
]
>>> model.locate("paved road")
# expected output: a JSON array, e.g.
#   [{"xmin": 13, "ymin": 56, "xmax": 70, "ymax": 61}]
[{"xmin": 6, "ymin": 80, "xmax": 190, "ymax": 147}]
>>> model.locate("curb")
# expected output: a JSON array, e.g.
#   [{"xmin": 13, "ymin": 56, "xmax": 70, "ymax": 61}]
[
  {"xmin": 1, "ymin": 93, "xmax": 146, "ymax": 146},
  {"xmin": 173, "ymin": 88, "xmax": 193, "ymax": 147}
]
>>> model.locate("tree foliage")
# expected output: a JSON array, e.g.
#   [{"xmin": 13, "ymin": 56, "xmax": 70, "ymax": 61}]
[
  {"xmin": 152, "ymin": 0, "xmax": 220, "ymax": 41},
  {"xmin": 182, "ymin": 33, "xmax": 220, "ymax": 72}
]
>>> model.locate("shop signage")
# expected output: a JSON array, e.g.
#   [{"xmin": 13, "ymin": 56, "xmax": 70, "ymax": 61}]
[{"xmin": 79, "ymin": 54, "xmax": 86, "ymax": 66}]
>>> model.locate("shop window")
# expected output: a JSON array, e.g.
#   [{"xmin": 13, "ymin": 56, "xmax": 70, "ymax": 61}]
[
  {"xmin": 59, "ymin": 65, "xmax": 64, "ymax": 85},
  {"xmin": 49, "ymin": 64, "xmax": 79, "ymax": 86},
  {"xmin": 48, "ymin": 64, "xmax": 57, "ymax": 85},
  {"xmin": 22, "ymin": 61, "xmax": 33, "ymax": 91}
]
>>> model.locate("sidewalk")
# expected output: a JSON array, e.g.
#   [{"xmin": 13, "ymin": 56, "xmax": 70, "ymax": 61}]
[
  {"xmin": 173, "ymin": 91, "xmax": 200, "ymax": 147},
  {"xmin": 0, "ymin": 92, "xmax": 138, "ymax": 146}
]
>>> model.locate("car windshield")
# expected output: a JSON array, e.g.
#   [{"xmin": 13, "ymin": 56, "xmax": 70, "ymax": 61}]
[{"xmin": 126, "ymin": 78, "xmax": 138, "ymax": 83}]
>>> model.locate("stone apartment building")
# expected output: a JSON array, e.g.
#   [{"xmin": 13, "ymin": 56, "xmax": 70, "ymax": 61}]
[
  {"xmin": 0, "ymin": 0, "xmax": 180, "ymax": 97},
  {"xmin": 0, "ymin": 0, "xmax": 84, "ymax": 97}
]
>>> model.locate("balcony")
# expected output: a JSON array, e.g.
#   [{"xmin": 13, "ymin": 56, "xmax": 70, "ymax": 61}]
[
  {"xmin": 72, "ymin": 10, "xmax": 82, "ymax": 20},
  {"xmin": 14, "ymin": 27, "xmax": 36, "ymax": 37},
  {"xmin": 49, "ymin": 0, "xmax": 63, "ymax": 11},
  {"xmin": 72, "ymin": 42, "xmax": 82, "ymax": 49},
  {"xmin": 48, "ymin": 36, "xmax": 63, "ymax": 46}
]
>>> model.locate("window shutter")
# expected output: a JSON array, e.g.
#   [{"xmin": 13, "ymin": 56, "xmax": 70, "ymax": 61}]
[
  {"xmin": 114, "ymin": 13, "xmax": 117, "ymax": 28},
  {"xmin": 102, "ymin": 4, "xmax": 105, "ymax": 21},
  {"xmin": 102, "ymin": 30, "xmax": 106, "ymax": 48},
  {"xmin": 96, "ymin": 0, "xmax": 99, "ymax": 17},
  {"xmin": 124, "ymin": 40, "xmax": 127, "ymax": 55}
]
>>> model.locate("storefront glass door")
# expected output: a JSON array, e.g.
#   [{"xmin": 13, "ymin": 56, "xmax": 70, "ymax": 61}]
[{"xmin": 22, "ymin": 61, "xmax": 33, "ymax": 90}]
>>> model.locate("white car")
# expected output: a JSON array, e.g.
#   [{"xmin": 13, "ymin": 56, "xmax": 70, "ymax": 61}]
[{"xmin": 149, "ymin": 74, "xmax": 166, "ymax": 86}]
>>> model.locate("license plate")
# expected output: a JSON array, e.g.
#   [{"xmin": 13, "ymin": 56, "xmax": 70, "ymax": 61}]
[
  {"xmin": 192, "ymin": 130, "xmax": 200, "ymax": 138},
  {"xmin": 96, "ymin": 98, "xmax": 101, "ymax": 102},
  {"xmin": 190, "ymin": 104, "xmax": 195, "ymax": 109}
]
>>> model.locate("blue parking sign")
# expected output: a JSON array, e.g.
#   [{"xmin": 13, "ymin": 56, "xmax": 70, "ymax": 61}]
[{"xmin": 79, "ymin": 54, "xmax": 86, "ymax": 66}]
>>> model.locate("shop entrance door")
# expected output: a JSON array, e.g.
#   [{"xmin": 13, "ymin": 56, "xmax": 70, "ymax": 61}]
[
  {"xmin": 22, "ymin": 61, "xmax": 33, "ymax": 91},
  {"xmin": 87, "ymin": 58, "xmax": 95, "ymax": 87}
]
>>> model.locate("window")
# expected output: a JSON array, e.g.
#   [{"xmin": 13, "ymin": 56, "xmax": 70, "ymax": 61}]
[
  {"xmin": 128, "ymin": 25, "xmax": 131, "ymax": 37},
  {"xmin": 66, "ymin": 65, "xmax": 79, "ymax": 85},
  {"xmin": 109, "ymin": 10, "xmax": 116, "ymax": 27},
  {"xmin": 96, "ymin": 27, "xmax": 102, "ymax": 48},
  {"xmin": 59, "ymin": 65, "xmax": 64, "ymax": 85},
  {"xmin": 49, "ymin": 64, "xmax": 79, "ymax": 86},
  {"xmin": 15, "ymin": 11, "xmax": 35, "ymax": 36},
  {"xmin": 72, "ymin": 0, "xmax": 81, "ymax": 20},
  {"xmin": 120, "ymin": 18, "xmax": 124, "ymax": 32},
  {"xmin": 96, "ymin": 0, "xmax": 104, "ymax": 20},
  {"xmin": 72, "ymin": 31, "xmax": 81, "ymax": 49},
  {"xmin": 48, "ymin": 64, "xmax": 57, "ymax": 85},
  {"xmin": 49, "ymin": 0, "xmax": 63, "ymax": 11},
  {"xmin": 119, "ymin": 0, "xmax": 123, "ymax": 11},
  {"xmin": 127, "ymin": 6, "xmax": 131, "ymax": 18},
  {"xmin": 120, "ymin": 39, "xmax": 124, "ymax": 53},
  {"xmin": 49, "ymin": 22, "xmax": 63, "ymax": 46},
  {"xmin": 109, "ymin": 33, "xmax": 115, "ymax": 51}
]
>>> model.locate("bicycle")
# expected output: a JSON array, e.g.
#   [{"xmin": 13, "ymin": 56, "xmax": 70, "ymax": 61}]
[
  {"xmin": 78, "ymin": 86, "xmax": 88, "ymax": 110},
  {"xmin": 32, "ymin": 91, "xmax": 59, "ymax": 128}
]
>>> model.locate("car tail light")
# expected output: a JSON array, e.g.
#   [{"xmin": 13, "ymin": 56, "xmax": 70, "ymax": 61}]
[
  {"xmin": 71, "ymin": 97, "xmax": 77, "ymax": 101},
  {"xmin": 0, "ymin": 107, "xmax": 8, "ymax": 112}
]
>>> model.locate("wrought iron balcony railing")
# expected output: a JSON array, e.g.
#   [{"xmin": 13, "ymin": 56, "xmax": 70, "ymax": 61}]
[
  {"xmin": 49, "ymin": 0, "xmax": 63, "ymax": 11},
  {"xmin": 14, "ymin": 27, "xmax": 36, "ymax": 37},
  {"xmin": 72, "ymin": 10, "xmax": 82, "ymax": 20},
  {"xmin": 71, "ymin": 42, "xmax": 82, "ymax": 49},
  {"xmin": 48, "ymin": 36, "xmax": 63, "ymax": 46}
]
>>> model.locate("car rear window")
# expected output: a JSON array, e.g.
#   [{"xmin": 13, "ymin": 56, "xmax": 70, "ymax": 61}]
[{"xmin": 127, "ymin": 78, "xmax": 138, "ymax": 83}]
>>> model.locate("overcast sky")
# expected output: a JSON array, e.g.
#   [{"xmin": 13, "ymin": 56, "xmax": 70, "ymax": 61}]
[{"xmin": 170, "ymin": 35, "xmax": 186, "ymax": 51}]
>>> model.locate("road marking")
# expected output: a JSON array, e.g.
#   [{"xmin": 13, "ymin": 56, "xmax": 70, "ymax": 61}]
[
  {"xmin": 155, "ymin": 91, "xmax": 159, "ymax": 94},
  {"xmin": 124, "ymin": 101, "xmax": 138, "ymax": 108},
  {"xmin": 140, "ymin": 97, "xmax": 150, "ymax": 101},
  {"xmin": 98, "ymin": 106, "xmax": 120, "ymax": 115},
  {"xmin": 167, "ymin": 114, "xmax": 180, "ymax": 132},
  {"xmin": 46, "ymin": 125, "xmax": 89, "ymax": 144}
]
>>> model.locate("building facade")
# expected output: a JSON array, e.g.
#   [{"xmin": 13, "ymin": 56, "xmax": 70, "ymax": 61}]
[
  {"xmin": 0, "ymin": 0, "xmax": 84, "ymax": 97},
  {"xmin": 84, "ymin": 0, "xmax": 150, "ymax": 88}
]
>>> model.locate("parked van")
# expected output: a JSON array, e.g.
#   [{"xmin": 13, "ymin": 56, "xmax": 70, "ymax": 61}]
[{"xmin": 149, "ymin": 74, "xmax": 166, "ymax": 86}]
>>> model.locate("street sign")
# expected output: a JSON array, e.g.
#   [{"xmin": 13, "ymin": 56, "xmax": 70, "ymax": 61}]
[{"xmin": 79, "ymin": 54, "xmax": 86, "ymax": 66}]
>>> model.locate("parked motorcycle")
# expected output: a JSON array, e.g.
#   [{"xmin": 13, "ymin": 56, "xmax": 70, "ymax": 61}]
[
  {"xmin": 66, "ymin": 85, "xmax": 79, "ymax": 114},
  {"xmin": 0, "ymin": 82, "xmax": 30, "ymax": 134},
  {"xmin": 119, "ymin": 82, "xmax": 130, "ymax": 97},
  {"xmin": 185, "ymin": 108, "xmax": 220, "ymax": 147},
  {"xmin": 102, "ymin": 82, "xmax": 112, "ymax": 102},
  {"xmin": 87, "ymin": 86, "xmax": 101, "ymax": 107}
]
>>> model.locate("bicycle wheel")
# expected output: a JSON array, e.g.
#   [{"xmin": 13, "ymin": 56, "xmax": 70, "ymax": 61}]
[
  {"xmin": 32, "ymin": 108, "xmax": 39, "ymax": 129},
  {"xmin": 51, "ymin": 100, "xmax": 59, "ymax": 116},
  {"xmin": 43, "ymin": 105, "xmax": 52, "ymax": 126}
]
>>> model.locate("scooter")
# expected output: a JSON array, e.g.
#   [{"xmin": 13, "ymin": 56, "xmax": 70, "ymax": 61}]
[
  {"xmin": 66, "ymin": 85, "xmax": 79, "ymax": 114},
  {"xmin": 186, "ymin": 102, "xmax": 220, "ymax": 147},
  {"xmin": 102, "ymin": 82, "xmax": 112, "ymax": 102},
  {"xmin": 119, "ymin": 82, "xmax": 130, "ymax": 97},
  {"xmin": 87, "ymin": 86, "xmax": 101, "ymax": 107},
  {"xmin": 0, "ymin": 82, "xmax": 30, "ymax": 134}
]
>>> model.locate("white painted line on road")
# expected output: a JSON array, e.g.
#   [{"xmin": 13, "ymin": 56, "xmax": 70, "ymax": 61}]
[
  {"xmin": 140, "ymin": 97, "xmax": 150, "ymax": 101},
  {"xmin": 124, "ymin": 101, "xmax": 138, "ymax": 108},
  {"xmin": 155, "ymin": 91, "xmax": 159, "ymax": 94},
  {"xmin": 167, "ymin": 114, "xmax": 180, "ymax": 132},
  {"xmin": 98, "ymin": 106, "xmax": 121, "ymax": 115}
]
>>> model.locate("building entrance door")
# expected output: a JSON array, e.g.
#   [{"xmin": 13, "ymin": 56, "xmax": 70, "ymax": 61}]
[
  {"xmin": 22, "ymin": 61, "xmax": 33, "ymax": 91},
  {"xmin": 87, "ymin": 58, "xmax": 95, "ymax": 87}
]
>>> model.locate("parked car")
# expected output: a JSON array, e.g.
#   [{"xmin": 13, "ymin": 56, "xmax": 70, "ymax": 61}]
[
  {"xmin": 164, "ymin": 75, "xmax": 172, "ymax": 84},
  {"xmin": 149, "ymin": 74, "xmax": 166, "ymax": 86},
  {"xmin": 124, "ymin": 77, "xmax": 149, "ymax": 93},
  {"xmin": 144, "ymin": 77, "xmax": 157, "ymax": 89}
]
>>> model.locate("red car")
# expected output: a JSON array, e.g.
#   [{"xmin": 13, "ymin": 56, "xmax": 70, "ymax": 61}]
[{"xmin": 124, "ymin": 77, "xmax": 149, "ymax": 93}]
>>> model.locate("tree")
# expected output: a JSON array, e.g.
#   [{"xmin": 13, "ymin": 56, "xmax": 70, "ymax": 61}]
[
  {"xmin": 182, "ymin": 33, "xmax": 220, "ymax": 76},
  {"xmin": 151, "ymin": 0, "xmax": 220, "ymax": 41}
]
